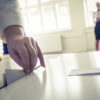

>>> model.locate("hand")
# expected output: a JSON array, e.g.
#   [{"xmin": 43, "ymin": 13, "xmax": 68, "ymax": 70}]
[{"xmin": 3, "ymin": 26, "xmax": 45, "ymax": 74}]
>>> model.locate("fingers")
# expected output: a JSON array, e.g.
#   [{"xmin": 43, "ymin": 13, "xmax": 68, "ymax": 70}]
[
  {"xmin": 24, "ymin": 37, "xmax": 37, "ymax": 72},
  {"xmin": 8, "ymin": 46, "xmax": 30, "ymax": 74},
  {"xmin": 36, "ymin": 42, "xmax": 46, "ymax": 67},
  {"xmin": 9, "ymin": 49, "xmax": 23, "ymax": 67},
  {"xmin": 8, "ymin": 36, "xmax": 45, "ymax": 74},
  {"xmin": 31, "ymin": 38, "xmax": 46, "ymax": 67},
  {"xmin": 18, "ymin": 46, "xmax": 30, "ymax": 74},
  {"xmin": 30, "ymin": 37, "xmax": 38, "ymax": 55}
]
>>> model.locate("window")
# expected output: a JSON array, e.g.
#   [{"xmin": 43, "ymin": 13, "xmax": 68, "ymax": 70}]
[
  {"xmin": 18, "ymin": 0, "xmax": 71, "ymax": 36},
  {"xmin": 84, "ymin": 0, "xmax": 100, "ymax": 27}
]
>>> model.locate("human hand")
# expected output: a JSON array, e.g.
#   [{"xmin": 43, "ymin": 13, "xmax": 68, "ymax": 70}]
[{"xmin": 3, "ymin": 26, "xmax": 45, "ymax": 74}]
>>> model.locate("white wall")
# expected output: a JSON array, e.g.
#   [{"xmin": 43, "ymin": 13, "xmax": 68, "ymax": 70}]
[{"xmin": 33, "ymin": 0, "xmax": 95, "ymax": 53}]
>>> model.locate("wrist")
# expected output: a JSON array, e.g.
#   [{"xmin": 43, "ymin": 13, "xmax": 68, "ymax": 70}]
[{"xmin": 2, "ymin": 25, "xmax": 24, "ymax": 43}]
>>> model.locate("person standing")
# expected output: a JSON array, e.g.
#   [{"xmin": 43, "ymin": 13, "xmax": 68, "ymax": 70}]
[{"xmin": 93, "ymin": 2, "xmax": 100, "ymax": 51}]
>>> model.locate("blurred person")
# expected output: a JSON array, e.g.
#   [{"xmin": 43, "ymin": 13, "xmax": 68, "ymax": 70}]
[{"xmin": 93, "ymin": 2, "xmax": 100, "ymax": 51}]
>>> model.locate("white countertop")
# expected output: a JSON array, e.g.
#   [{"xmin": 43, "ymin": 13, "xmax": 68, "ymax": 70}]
[{"xmin": 0, "ymin": 51, "xmax": 100, "ymax": 100}]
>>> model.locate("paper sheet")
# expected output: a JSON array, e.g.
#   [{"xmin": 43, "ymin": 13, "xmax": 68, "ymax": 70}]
[
  {"xmin": 68, "ymin": 68, "xmax": 100, "ymax": 76},
  {"xmin": 6, "ymin": 69, "xmax": 26, "ymax": 85},
  {"xmin": 5, "ymin": 65, "xmax": 41, "ymax": 85}
]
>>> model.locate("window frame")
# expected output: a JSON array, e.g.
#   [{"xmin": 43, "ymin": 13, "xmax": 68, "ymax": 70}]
[{"xmin": 18, "ymin": 0, "xmax": 72, "ymax": 35}]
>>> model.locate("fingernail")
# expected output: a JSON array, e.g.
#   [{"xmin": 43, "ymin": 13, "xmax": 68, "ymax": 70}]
[
  {"xmin": 42, "ymin": 64, "xmax": 46, "ymax": 68},
  {"xmin": 26, "ymin": 70, "xmax": 29, "ymax": 74},
  {"xmin": 29, "ymin": 69, "xmax": 33, "ymax": 73},
  {"xmin": 24, "ymin": 69, "xmax": 29, "ymax": 74}
]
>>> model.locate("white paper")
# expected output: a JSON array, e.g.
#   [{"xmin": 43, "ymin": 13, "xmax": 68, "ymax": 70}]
[
  {"xmin": 5, "ymin": 69, "xmax": 26, "ymax": 85},
  {"xmin": 68, "ymin": 68, "xmax": 100, "ymax": 76},
  {"xmin": 5, "ymin": 66, "xmax": 42, "ymax": 85}
]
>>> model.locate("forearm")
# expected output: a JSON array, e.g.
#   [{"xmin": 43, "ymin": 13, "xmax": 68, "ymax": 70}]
[{"xmin": 0, "ymin": 0, "xmax": 23, "ymax": 40}]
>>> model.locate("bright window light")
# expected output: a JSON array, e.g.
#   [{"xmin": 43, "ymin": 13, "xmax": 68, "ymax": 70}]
[
  {"xmin": 18, "ymin": 0, "xmax": 71, "ymax": 36},
  {"xmin": 84, "ymin": 0, "xmax": 100, "ymax": 27},
  {"xmin": 56, "ymin": 1, "xmax": 71, "ymax": 29},
  {"xmin": 42, "ymin": 5, "xmax": 56, "ymax": 31},
  {"xmin": 41, "ymin": 0, "xmax": 52, "ymax": 3}
]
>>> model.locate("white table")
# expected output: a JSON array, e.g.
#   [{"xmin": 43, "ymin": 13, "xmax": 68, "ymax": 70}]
[{"xmin": 0, "ymin": 51, "xmax": 100, "ymax": 100}]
